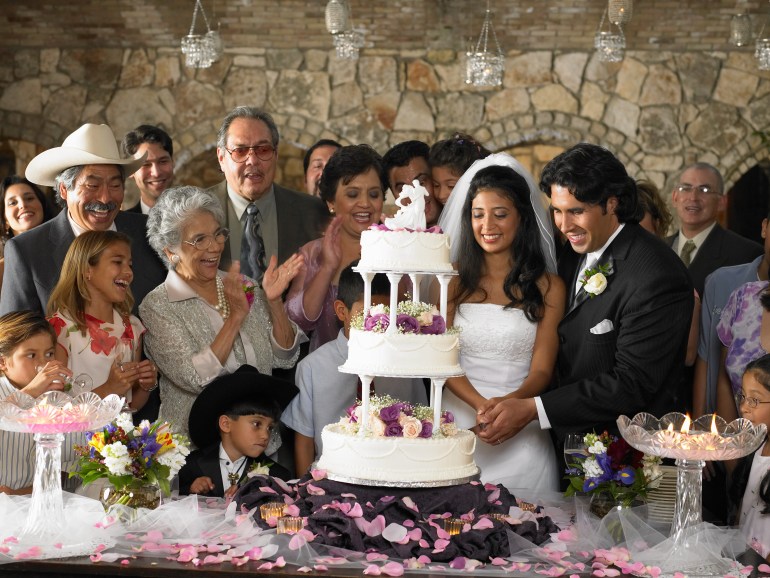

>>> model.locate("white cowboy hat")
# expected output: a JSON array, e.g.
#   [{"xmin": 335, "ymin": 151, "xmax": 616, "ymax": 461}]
[{"xmin": 25, "ymin": 123, "xmax": 146, "ymax": 187}]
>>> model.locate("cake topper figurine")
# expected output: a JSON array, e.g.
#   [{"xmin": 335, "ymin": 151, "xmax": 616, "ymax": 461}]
[{"xmin": 384, "ymin": 180, "xmax": 428, "ymax": 231}]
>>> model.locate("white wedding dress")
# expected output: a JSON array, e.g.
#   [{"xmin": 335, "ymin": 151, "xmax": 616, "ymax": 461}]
[{"xmin": 443, "ymin": 303, "xmax": 559, "ymax": 492}]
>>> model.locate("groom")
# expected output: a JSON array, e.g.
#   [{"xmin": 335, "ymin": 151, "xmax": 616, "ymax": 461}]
[{"xmin": 478, "ymin": 144, "xmax": 693, "ymax": 451}]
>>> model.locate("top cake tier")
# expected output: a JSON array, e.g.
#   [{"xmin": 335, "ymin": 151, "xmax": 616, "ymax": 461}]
[{"xmin": 358, "ymin": 229, "xmax": 454, "ymax": 273}]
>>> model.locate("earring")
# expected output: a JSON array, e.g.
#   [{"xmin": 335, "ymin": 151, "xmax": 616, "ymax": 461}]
[
  {"xmin": 171, "ymin": 254, "xmax": 180, "ymax": 264},
  {"xmin": 329, "ymin": 207, "xmax": 335, "ymax": 214}
]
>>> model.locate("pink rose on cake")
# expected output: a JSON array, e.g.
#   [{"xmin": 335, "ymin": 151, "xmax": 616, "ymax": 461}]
[
  {"xmin": 368, "ymin": 415, "xmax": 387, "ymax": 436},
  {"xmin": 400, "ymin": 415, "xmax": 423, "ymax": 438}
]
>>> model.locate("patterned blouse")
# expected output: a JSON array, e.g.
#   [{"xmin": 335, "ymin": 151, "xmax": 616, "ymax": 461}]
[
  {"xmin": 49, "ymin": 308, "xmax": 146, "ymax": 395},
  {"xmin": 717, "ymin": 280, "xmax": 770, "ymax": 394}
]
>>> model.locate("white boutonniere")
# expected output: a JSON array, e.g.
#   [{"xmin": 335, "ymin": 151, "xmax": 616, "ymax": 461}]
[
  {"xmin": 247, "ymin": 460, "xmax": 273, "ymax": 478},
  {"xmin": 581, "ymin": 263, "xmax": 612, "ymax": 297}
]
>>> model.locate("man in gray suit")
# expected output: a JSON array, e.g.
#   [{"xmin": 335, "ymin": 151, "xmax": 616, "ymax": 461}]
[
  {"xmin": 0, "ymin": 123, "xmax": 166, "ymax": 317},
  {"xmin": 209, "ymin": 107, "xmax": 328, "ymax": 281}
]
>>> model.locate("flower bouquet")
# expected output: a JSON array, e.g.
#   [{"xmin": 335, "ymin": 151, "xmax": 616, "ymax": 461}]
[
  {"xmin": 564, "ymin": 431, "xmax": 661, "ymax": 511},
  {"xmin": 72, "ymin": 413, "xmax": 189, "ymax": 507},
  {"xmin": 338, "ymin": 394, "xmax": 456, "ymax": 438},
  {"xmin": 353, "ymin": 301, "xmax": 451, "ymax": 335}
]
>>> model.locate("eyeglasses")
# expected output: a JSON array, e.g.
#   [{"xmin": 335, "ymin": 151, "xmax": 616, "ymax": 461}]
[
  {"xmin": 183, "ymin": 228, "xmax": 230, "ymax": 251},
  {"xmin": 735, "ymin": 392, "xmax": 770, "ymax": 409},
  {"xmin": 675, "ymin": 184, "xmax": 721, "ymax": 196},
  {"xmin": 225, "ymin": 145, "xmax": 276, "ymax": 163}
]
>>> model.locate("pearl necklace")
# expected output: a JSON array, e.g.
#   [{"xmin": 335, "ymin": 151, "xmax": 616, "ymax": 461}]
[{"xmin": 214, "ymin": 276, "xmax": 230, "ymax": 320}]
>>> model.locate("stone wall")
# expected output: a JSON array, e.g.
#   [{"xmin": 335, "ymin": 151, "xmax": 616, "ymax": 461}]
[{"xmin": 2, "ymin": 43, "xmax": 769, "ymax": 198}]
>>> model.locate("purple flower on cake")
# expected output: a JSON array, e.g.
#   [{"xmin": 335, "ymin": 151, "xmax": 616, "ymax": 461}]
[
  {"xmin": 364, "ymin": 313, "xmax": 390, "ymax": 332},
  {"xmin": 380, "ymin": 402, "xmax": 410, "ymax": 423},
  {"xmin": 419, "ymin": 421, "xmax": 433, "ymax": 438},
  {"xmin": 385, "ymin": 423, "xmax": 403, "ymax": 437},
  {"xmin": 421, "ymin": 315, "xmax": 446, "ymax": 335},
  {"xmin": 396, "ymin": 314, "xmax": 420, "ymax": 334},
  {"xmin": 442, "ymin": 411, "xmax": 455, "ymax": 424}
]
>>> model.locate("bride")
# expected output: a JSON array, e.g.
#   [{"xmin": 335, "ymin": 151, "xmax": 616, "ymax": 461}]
[{"xmin": 440, "ymin": 154, "xmax": 564, "ymax": 492}]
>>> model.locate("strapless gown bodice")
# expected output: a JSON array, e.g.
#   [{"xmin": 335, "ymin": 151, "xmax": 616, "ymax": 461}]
[{"xmin": 443, "ymin": 303, "xmax": 558, "ymax": 492}]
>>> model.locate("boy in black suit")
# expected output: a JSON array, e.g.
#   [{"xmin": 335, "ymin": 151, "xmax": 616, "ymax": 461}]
[{"xmin": 179, "ymin": 366, "xmax": 296, "ymax": 499}]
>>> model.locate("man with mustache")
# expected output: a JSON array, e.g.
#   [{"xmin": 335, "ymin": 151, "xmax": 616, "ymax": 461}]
[
  {"xmin": 0, "ymin": 123, "xmax": 166, "ymax": 317},
  {"xmin": 208, "ymin": 107, "xmax": 328, "ymax": 284}
]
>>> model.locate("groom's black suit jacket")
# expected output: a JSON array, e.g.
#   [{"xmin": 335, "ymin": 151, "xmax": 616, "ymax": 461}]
[{"xmin": 541, "ymin": 223, "xmax": 693, "ymax": 441}]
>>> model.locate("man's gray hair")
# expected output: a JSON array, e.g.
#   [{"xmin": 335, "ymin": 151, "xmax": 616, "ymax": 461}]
[
  {"xmin": 216, "ymin": 106, "xmax": 280, "ymax": 150},
  {"xmin": 52, "ymin": 164, "xmax": 127, "ymax": 208},
  {"xmin": 146, "ymin": 185, "xmax": 226, "ymax": 270},
  {"xmin": 681, "ymin": 162, "xmax": 725, "ymax": 195}
]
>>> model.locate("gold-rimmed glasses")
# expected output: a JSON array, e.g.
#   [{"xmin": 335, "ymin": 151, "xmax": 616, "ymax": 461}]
[
  {"xmin": 225, "ymin": 144, "xmax": 276, "ymax": 163},
  {"xmin": 183, "ymin": 228, "xmax": 230, "ymax": 251},
  {"xmin": 735, "ymin": 392, "xmax": 770, "ymax": 409}
]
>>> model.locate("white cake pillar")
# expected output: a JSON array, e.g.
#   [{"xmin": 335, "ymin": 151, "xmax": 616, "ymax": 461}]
[
  {"xmin": 431, "ymin": 378, "xmax": 446, "ymax": 436},
  {"xmin": 358, "ymin": 374, "xmax": 374, "ymax": 434},
  {"xmin": 436, "ymin": 274, "xmax": 451, "ymax": 322},
  {"xmin": 409, "ymin": 273, "xmax": 421, "ymax": 303},
  {"xmin": 386, "ymin": 273, "xmax": 402, "ymax": 332},
  {"xmin": 360, "ymin": 271, "xmax": 375, "ymax": 311}
]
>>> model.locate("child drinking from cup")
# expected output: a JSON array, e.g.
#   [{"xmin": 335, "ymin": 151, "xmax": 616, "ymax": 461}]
[{"xmin": 0, "ymin": 310, "xmax": 72, "ymax": 494}]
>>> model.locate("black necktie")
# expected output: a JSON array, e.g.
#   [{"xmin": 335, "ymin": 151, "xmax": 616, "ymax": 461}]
[{"xmin": 241, "ymin": 204, "xmax": 266, "ymax": 283}]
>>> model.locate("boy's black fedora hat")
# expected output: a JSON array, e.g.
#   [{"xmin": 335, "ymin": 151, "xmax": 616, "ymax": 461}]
[{"xmin": 187, "ymin": 365, "xmax": 298, "ymax": 449}]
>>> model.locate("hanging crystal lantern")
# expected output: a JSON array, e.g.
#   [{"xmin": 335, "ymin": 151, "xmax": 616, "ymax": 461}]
[
  {"xmin": 181, "ymin": 0, "xmax": 223, "ymax": 69},
  {"xmin": 758, "ymin": 3, "xmax": 770, "ymax": 71},
  {"xmin": 325, "ymin": 0, "xmax": 350, "ymax": 35},
  {"xmin": 465, "ymin": 3, "xmax": 505, "ymax": 88},
  {"xmin": 730, "ymin": 13, "xmax": 753, "ymax": 46},
  {"xmin": 333, "ymin": 30, "xmax": 365, "ymax": 60},
  {"xmin": 608, "ymin": 0, "xmax": 633, "ymax": 26},
  {"xmin": 595, "ymin": 8, "xmax": 625, "ymax": 63},
  {"xmin": 756, "ymin": 36, "xmax": 770, "ymax": 70}
]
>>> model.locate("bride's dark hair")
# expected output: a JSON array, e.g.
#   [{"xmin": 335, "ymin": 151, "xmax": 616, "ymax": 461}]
[{"xmin": 453, "ymin": 165, "xmax": 547, "ymax": 322}]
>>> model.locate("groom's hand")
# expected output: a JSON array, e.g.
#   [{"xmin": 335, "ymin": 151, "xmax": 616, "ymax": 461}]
[{"xmin": 477, "ymin": 397, "xmax": 537, "ymax": 445}]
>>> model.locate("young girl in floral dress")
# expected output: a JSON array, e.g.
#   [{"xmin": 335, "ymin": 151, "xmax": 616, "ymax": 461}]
[{"xmin": 47, "ymin": 231, "xmax": 157, "ymax": 412}]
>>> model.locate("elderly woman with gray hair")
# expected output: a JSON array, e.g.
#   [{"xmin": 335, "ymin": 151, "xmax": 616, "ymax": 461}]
[{"xmin": 139, "ymin": 186, "xmax": 305, "ymax": 439}]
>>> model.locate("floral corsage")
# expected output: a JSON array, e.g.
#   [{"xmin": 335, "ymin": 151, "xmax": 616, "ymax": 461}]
[
  {"xmin": 247, "ymin": 460, "xmax": 273, "ymax": 478},
  {"xmin": 242, "ymin": 276, "xmax": 257, "ymax": 307},
  {"xmin": 581, "ymin": 262, "xmax": 612, "ymax": 297}
]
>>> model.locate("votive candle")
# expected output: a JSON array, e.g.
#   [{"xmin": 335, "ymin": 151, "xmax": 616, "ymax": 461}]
[
  {"xmin": 443, "ymin": 517, "xmax": 464, "ymax": 536},
  {"xmin": 259, "ymin": 502, "xmax": 286, "ymax": 521},
  {"xmin": 277, "ymin": 516, "xmax": 305, "ymax": 534}
]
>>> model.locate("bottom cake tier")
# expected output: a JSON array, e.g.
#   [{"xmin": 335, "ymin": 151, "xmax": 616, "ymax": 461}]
[{"xmin": 317, "ymin": 424, "xmax": 479, "ymax": 486}]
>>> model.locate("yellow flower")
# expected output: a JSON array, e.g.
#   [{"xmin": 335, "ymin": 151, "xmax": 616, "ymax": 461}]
[
  {"xmin": 88, "ymin": 432, "xmax": 106, "ymax": 453},
  {"xmin": 155, "ymin": 431, "xmax": 175, "ymax": 455}
]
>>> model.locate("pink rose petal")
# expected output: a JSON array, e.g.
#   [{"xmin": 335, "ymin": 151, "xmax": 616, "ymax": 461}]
[
  {"xmin": 367, "ymin": 553, "xmax": 389, "ymax": 561},
  {"xmin": 401, "ymin": 497, "xmax": 419, "ymax": 512},
  {"xmin": 450, "ymin": 557, "xmax": 467, "ymax": 570},
  {"xmin": 314, "ymin": 565, "xmax": 328, "ymax": 572},
  {"xmin": 306, "ymin": 483, "xmax": 325, "ymax": 496},
  {"xmin": 121, "ymin": 559, "xmax": 129, "ymax": 565},
  {"xmin": 298, "ymin": 567, "xmax": 313, "ymax": 573},
  {"xmin": 310, "ymin": 468, "xmax": 327, "ymax": 481},
  {"xmin": 381, "ymin": 561, "xmax": 405, "ymax": 576},
  {"xmin": 472, "ymin": 517, "xmax": 494, "ymax": 530},
  {"xmin": 433, "ymin": 538, "xmax": 450, "ymax": 554},
  {"xmin": 364, "ymin": 564, "xmax": 382, "ymax": 575},
  {"xmin": 275, "ymin": 556, "xmax": 286, "ymax": 567},
  {"xmin": 382, "ymin": 523, "xmax": 408, "ymax": 543},
  {"xmin": 491, "ymin": 557, "xmax": 508, "ymax": 566},
  {"xmin": 759, "ymin": 565, "xmax": 770, "ymax": 574}
]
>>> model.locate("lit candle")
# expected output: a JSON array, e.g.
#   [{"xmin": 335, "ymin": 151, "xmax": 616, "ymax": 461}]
[
  {"xmin": 259, "ymin": 502, "xmax": 286, "ymax": 521},
  {"xmin": 277, "ymin": 516, "xmax": 305, "ymax": 534},
  {"xmin": 443, "ymin": 518, "xmax": 464, "ymax": 536}
]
